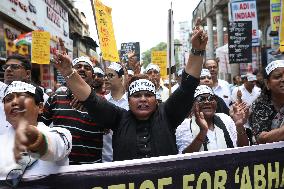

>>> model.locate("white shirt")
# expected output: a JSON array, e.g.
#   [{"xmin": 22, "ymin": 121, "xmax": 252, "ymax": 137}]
[
  {"xmin": 105, "ymin": 92, "xmax": 129, "ymax": 110},
  {"xmin": 213, "ymin": 79, "xmax": 231, "ymax": 108},
  {"xmin": 102, "ymin": 92, "xmax": 129, "ymax": 162},
  {"xmin": 157, "ymin": 85, "xmax": 169, "ymax": 102},
  {"xmin": 171, "ymin": 83, "xmax": 179, "ymax": 93},
  {"xmin": 175, "ymin": 113, "xmax": 237, "ymax": 154},
  {"xmin": 0, "ymin": 122, "xmax": 72, "ymax": 180},
  {"xmin": 231, "ymin": 84, "xmax": 261, "ymax": 107}
]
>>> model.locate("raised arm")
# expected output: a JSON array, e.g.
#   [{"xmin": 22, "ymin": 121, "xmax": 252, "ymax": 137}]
[
  {"xmin": 53, "ymin": 39, "xmax": 91, "ymax": 101},
  {"xmin": 185, "ymin": 18, "xmax": 207, "ymax": 78},
  {"xmin": 164, "ymin": 18, "xmax": 207, "ymax": 126}
]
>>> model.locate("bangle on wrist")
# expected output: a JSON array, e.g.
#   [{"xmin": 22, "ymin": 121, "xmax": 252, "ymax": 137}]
[
  {"xmin": 64, "ymin": 69, "xmax": 76, "ymax": 80},
  {"xmin": 27, "ymin": 128, "xmax": 44, "ymax": 152},
  {"xmin": 191, "ymin": 48, "xmax": 205, "ymax": 56}
]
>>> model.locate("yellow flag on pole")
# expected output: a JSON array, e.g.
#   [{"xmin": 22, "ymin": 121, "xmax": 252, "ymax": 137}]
[
  {"xmin": 94, "ymin": 0, "xmax": 119, "ymax": 62},
  {"xmin": 280, "ymin": 0, "xmax": 284, "ymax": 52}
]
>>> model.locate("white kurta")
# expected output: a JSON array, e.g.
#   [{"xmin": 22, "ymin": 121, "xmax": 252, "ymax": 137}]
[
  {"xmin": 176, "ymin": 113, "xmax": 237, "ymax": 154},
  {"xmin": 0, "ymin": 122, "xmax": 72, "ymax": 180}
]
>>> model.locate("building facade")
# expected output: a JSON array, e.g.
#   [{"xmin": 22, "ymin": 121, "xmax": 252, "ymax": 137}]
[
  {"xmin": 192, "ymin": 0, "xmax": 271, "ymax": 81},
  {"xmin": 0, "ymin": 0, "xmax": 98, "ymax": 89}
]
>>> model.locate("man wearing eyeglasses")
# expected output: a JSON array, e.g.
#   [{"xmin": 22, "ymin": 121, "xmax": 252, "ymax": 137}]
[
  {"xmin": 3, "ymin": 54, "xmax": 32, "ymax": 85},
  {"xmin": 204, "ymin": 59, "xmax": 231, "ymax": 108},
  {"xmin": 145, "ymin": 63, "xmax": 169, "ymax": 102},
  {"xmin": 40, "ymin": 56, "xmax": 105, "ymax": 165},
  {"xmin": 102, "ymin": 62, "xmax": 129, "ymax": 162},
  {"xmin": 3, "ymin": 55, "xmax": 49, "ymax": 105}
]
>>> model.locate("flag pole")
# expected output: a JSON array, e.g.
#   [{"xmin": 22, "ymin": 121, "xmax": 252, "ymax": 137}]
[{"xmin": 168, "ymin": 2, "xmax": 173, "ymax": 95}]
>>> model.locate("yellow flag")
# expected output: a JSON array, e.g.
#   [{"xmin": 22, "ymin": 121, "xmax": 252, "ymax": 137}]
[
  {"xmin": 151, "ymin": 51, "xmax": 167, "ymax": 79},
  {"xmin": 280, "ymin": 0, "xmax": 284, "ymax": 52},
  {"xmin": 31, "ymin": 31, "xmax": 50, "ymax": 64},
  {"xmin": 94, "ymin": 0, "xmax": 119, "ymax": 62}
]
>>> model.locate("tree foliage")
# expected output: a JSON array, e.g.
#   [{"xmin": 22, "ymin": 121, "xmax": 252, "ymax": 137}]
[{"xmin": 141, "ymin": 40, "xmax": 181, "ymax": 69}]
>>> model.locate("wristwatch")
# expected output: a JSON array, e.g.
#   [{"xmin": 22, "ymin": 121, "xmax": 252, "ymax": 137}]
[{"xmin": 191, "ymin": 48, "xmax": 205, "ymax": 56}]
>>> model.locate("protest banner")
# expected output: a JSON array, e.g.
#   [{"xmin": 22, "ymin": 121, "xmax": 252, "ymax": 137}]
[
  {"xmin": 31, "ymin": 31, "xmax": 50, "ymax": 64},
  {"xmin": 228, "ymin": 21, "xmax": 252, "ymax": 64},
  {"xmin": 120, "ymin": 42, "xmax": 140, "ymax": 63},
  {"xmin": 94, "ymin": 0, "xmax": 120, "ymax": 62},
  {"xmin": 151, "ymin": 51, "xmax": 167, "ymax": 79},
  {"xmin": 231, "ymin": 0, "xmax": 259, "ymax": 46},
  {"xmin": 4, "ymin": 142, "xmax": 283, "ymax": 189}
]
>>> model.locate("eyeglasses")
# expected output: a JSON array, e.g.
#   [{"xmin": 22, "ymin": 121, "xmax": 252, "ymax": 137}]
[
  {"xmin": 195, "ymin": 95, "xmax": 215, "ymax": 104},
  {"xmin": 105, "ymin": 73, "xmax": 115, "ymax": 79},
  {"xmin": 73, "ymin": 64, "xmax": 92, "ymax": 71},
  {"xmin": 200, "ymin": 76, "xmax": 212, "ymax": 80},
  {"xmin": 2, "ymin": 64, "xmax": 24, "ymax": 71},
  {"xmin": 5, "ymin": 153, "xmax": 33, "ymax": 188}
]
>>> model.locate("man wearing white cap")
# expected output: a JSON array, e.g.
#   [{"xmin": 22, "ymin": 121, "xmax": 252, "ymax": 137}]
[
  {"xmin": 41, "ymin": 56, "xmax": 105, "ymax": 165},
  {"xmin": 232, "ymin": 73, "xmax": 261, "ymax": 106},
  {"xmin": 145, "ymin": 63, "xmax": 169, "ymax": 102},
  {"xmin": 231, "ymin": 73, "xmax": 261, "ymax": 144},
  {"xmin": 103, "ymin": 62, "xmax": 129, "ymax": 162},
  {"xmin": 93, "ymin": 67, "xmax": 107, "ymax": 95}
]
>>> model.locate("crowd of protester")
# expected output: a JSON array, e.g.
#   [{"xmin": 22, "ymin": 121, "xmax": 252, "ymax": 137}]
[{"xmin": 0, "ymin": 19, "xmax": 283, "ymax": 187}]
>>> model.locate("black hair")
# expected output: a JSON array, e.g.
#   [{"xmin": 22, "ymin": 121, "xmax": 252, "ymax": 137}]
[{"xmin": 6, "ymin": 54, "xmax": 32, "ymax": 70}]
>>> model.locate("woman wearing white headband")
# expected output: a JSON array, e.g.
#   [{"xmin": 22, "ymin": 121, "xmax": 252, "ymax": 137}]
[
  {"xmin": 53, "ymin": 18, "xmax": 207, "ymax": 161},
  {"xmin": 249, "ymin": 60, "xmax": 284, "ymax": 144},
  {"xmin": 176, "ymin": 85, "xmax": 249, "ymax": 154}
]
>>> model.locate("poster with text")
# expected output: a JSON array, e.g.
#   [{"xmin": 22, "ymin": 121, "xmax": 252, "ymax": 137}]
[
  {"xmin": 94, "ymin": 0, "xmax": 119, "ymax": 62},
  {"xmin": 231, "ymin": 0, "xmax": 259, "ymax": 46},
  {"xmin": 31, "ymin": 31, "xmax": 50, "ymax": 64}
]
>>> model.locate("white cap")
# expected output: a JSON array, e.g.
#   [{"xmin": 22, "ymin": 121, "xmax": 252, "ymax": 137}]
[
  {"xmin": 194, "ymin": 85, "xmax": 214, "ymax": 98},
  {"xmin": 177, "ymin": 69, "xmax": 183, "ymax": 77},
  {"xmin": 265, "ymin": 60, "xmax": 284, "ymax": 75},
  {"xmin": 200, "ymin": 69, "xmax": 211, "ymax": 77},
  {"xmin": 246, "ymin": 74, "xmax": 257, "ymax": 82},
  {"xmin": 108, "ymin": 62, "xmax": 123, "ymax": 73},
  {"xmin": 93, "ymin": 67, "xmax": 105, "ymax": 75},
  {"xmin": 145, "ymin": 63, "xmax": 160, "ymax": 73},
  {"xmin": 127, "ymin": 70, "xmax": 134, "ymax": 76},
  {"xmin": 164, "ymin": 79, "xmax": 169, "ymax": 85},
  {"xmin": 128, "ymin": 79, "xmax": 156, "ymax": 96},
  {"xmin": 4, "ymin": 81, "xmax": 36, "ymax": 98},
  {"xmin": 72, "ymin": 56, "xmax": 95, "ymax": 73},
  {"xmin": 46, "ymin": 89, "xmax": 53, "ymax": 93}
]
